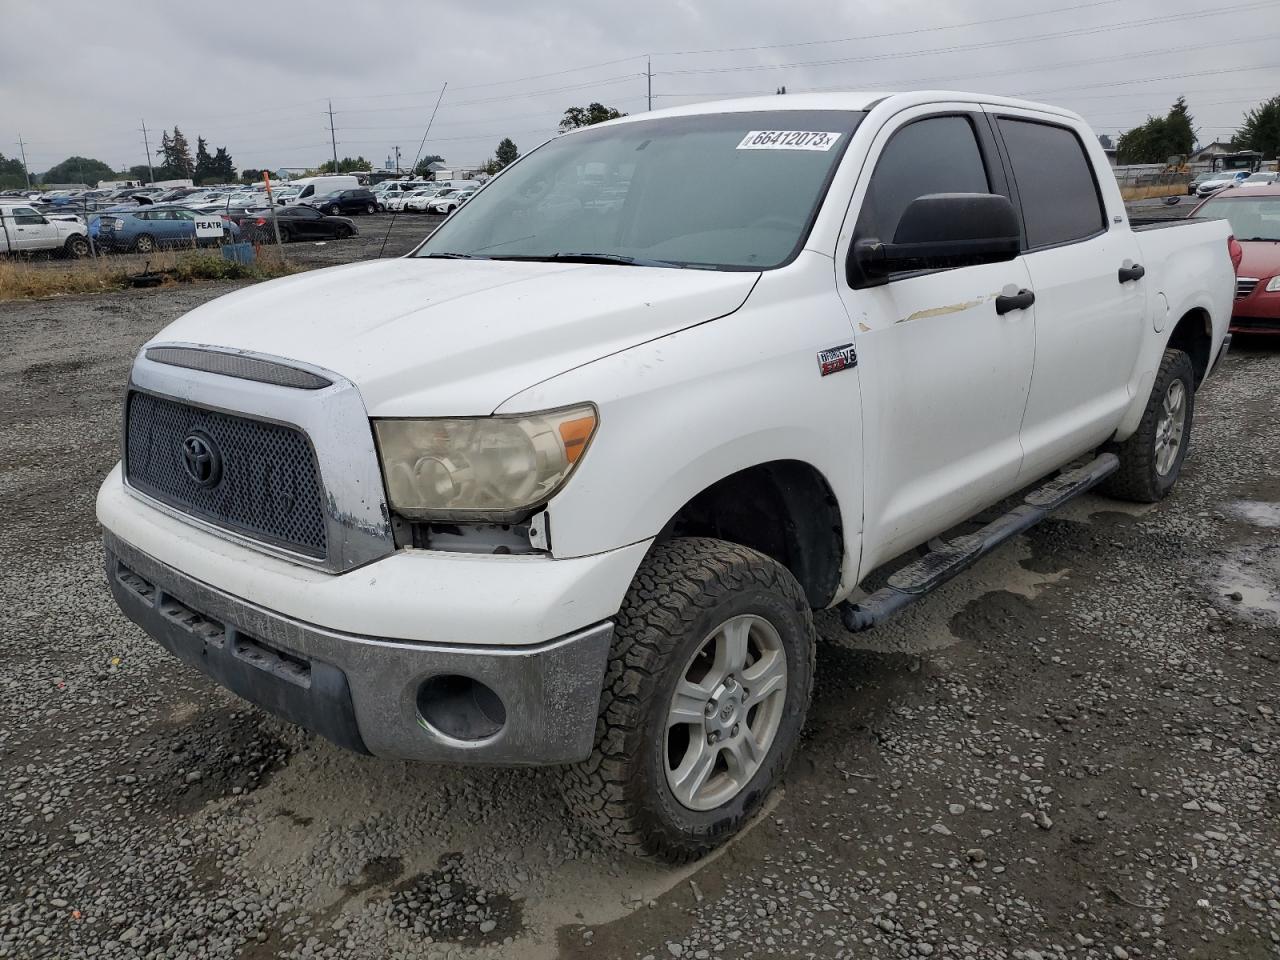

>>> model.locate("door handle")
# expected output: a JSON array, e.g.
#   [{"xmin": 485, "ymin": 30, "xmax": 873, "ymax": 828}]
[
  {"xmin": 995, "ymin": 288, "xmax": 1035, "ymax": 315},
  {"xmin": 1118, "ymin": 263, "xmax": 1146, "ymax": 283}
]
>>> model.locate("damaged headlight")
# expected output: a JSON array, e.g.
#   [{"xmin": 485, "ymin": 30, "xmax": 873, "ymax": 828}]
[{"xmin": 373, "ymin": 405, "xmax": 597, "ymax": 521}]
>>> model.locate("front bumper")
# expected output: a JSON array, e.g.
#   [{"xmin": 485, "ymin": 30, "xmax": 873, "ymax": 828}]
[{"xmin": 105, "ymin": 530, "xmax": 614, "ymax": 764}]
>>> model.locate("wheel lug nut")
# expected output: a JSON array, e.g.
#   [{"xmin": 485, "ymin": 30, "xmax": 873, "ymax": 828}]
[
  {"xmin": 705, "ymin": 702, "xmax": 715, "ymax": 716},
  {"xmin": 731, "ymin": 724, "xmax": 740, "ymax": 736}
]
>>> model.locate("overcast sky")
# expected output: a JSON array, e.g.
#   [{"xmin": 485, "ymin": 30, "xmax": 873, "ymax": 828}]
[{"xmin": 4, "ymin": 0, "xmax": 1279, "ymax": 176}]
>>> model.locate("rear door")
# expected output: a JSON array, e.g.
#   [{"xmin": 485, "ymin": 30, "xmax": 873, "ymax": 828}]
[
  {"xmin": 987, "ymin": 108, "xmax": 1146, "ymax": 478},
  {"xmin": 835, "ymin": 106, "xmax": 1037, "ymax": 571}
]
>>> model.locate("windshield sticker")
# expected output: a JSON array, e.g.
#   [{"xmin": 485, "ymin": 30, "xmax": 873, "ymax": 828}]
[{"xmin": 737, "ymin": 130, "xmax": 842, "ymax": 151}]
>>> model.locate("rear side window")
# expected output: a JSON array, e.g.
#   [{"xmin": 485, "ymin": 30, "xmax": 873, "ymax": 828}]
[
  {"xmin": 997, "ymin": 118, "xmax": 1105, "ymax": 249},
  {"xmin": 858, "ymin": 115, "xmax": 990, "ymax": 242}
]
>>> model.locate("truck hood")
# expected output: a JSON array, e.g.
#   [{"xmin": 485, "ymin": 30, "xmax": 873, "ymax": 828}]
[{"xmin": 154, "ymin": 257, "xmax": 758, "ymax": 415}]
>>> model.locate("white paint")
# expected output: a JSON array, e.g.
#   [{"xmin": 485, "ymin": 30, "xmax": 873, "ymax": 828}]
[{"xmin": 99, "ymin": 90, "xmax": 1235, "ymax": 649}]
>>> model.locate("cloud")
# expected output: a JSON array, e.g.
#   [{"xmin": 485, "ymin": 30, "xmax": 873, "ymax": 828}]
[{"xmin": 3, "ymin": 0, "xmax": 1277, "ymax": 174}]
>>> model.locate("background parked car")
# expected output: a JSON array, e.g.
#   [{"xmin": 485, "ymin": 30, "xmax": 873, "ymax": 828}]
[
  {"xmin": 403, "ymin": 187, "xmax": 446, "ymax": 212},
  {"xmin": 425, "ymin": 188, "xmax": 476, "ymax": 214},
  {"xmin": 306, "ymin": 188, "xmax": 378, "ymax": 216},
  {"xmin": 96, "ymin": 206, "xmax": 240, "ymax": 253},
  {"xmin": 1236, "ymin": 172, "xmax": 1280, "ymax": 188},
  {"xmin": 240, "ymin": 205, "xmax": 358, "ymax": 243},
  {"xmin": 1189, "ymin": 183, "xmax": 1280, "ymax": 336},
  {"xmin": 1196, "ymin": 170, "xmax": 1251, "ymax": 196}
]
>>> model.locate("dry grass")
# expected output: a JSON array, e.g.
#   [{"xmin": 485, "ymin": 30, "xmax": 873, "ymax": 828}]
[{"xmin": 0, "ymin": 248, "xmax": 302, "ymax": 302}]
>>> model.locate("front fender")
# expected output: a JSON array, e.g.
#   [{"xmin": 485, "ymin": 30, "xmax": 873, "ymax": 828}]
[{"xmin": 497, "ymin": 252, "xmax": 865, "ymax": 602}]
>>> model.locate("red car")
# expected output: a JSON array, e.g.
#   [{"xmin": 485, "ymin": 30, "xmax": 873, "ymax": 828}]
[{"xmin": 1189, "ymin": 183, "xmax": 1280, "ymax": 335}]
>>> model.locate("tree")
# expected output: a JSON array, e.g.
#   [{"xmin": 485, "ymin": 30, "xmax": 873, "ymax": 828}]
[
  {"xmin": 240, "ymin": 168, "xmax": 266, "ymax": 184},
  {"xmin": 413, "ymin": 155, "xmax": 445, "ymax": 177},
  {"xmin": 211, "ymin": 146, "xmax": 236, "ymax": 182},
  {"xmin": 0, "ymin": 152, "xmax": 28, "ymax": 190},
  {"xmin": 40, "ymin": 156, "xmax": 116, "ymax": 186},
  {"xmin": 494, "ymin": 138, "xmax": 519, "ymax": 169},
  {"xmin": 1234, "ymin": 95, "xmax": 1280, "ymax": 159},
  {"xmin": 193, "ymin": 137, "xmax": 214, "ymax": 184},
  {"xmin": 559, "ymin": 102, "xmax": 626, "ymax": 132},
  {"xmin": 316, "ymin": 155, "xmax": 372, "ymax": 174},
  {"xmin": 155, "ymin": 126, "xmax": 194, "ymax": 179},
  {"xmin": 126, "ymin": 164, "xmax": 154, "ymax": 183},
  {"xmin": 1116, "ymin": 97, "xmax": 1194, "ymax": 165}
]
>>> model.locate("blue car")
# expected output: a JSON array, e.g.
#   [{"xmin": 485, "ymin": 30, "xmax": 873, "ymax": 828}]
[{"xmin": 95, "ymin": 205, "xmax": 240, "ymax": 253}]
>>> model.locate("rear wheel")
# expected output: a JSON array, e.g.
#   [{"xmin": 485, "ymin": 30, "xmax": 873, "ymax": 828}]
[
  {"xmin": 1102, "ymin": 348, "xmax": 1195, "ymax": 502},
  {"xmin": 560, "ymin": 538, "xmax": 815, "ymax": 863},
  {"xmin": 132, "ymin": 233, "xmax": 155, "ymax": 254},
  {"xmin": 63, "ymin": 235, "xmax": 90, "ymax": 259},
  {"xmin": 365, "ymin": 202, "xmax": 376, "ymax": 215}
]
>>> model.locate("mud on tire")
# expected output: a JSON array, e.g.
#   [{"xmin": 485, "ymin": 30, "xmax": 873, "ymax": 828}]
[{"xmin": 560, "ymin": 537, "xmax": 816, "ymax": 863}]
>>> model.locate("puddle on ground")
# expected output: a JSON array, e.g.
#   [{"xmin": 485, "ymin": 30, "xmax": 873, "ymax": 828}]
[
  {"xmin": 1212, "ymin": 556, "xmax": 1280, "ymax": 625},
  {"xmin": 1230, "ymin": 500, "xmax": 1280, "ymax": 529}
]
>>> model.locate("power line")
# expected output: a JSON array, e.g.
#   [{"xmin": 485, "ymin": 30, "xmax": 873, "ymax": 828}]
[
  {"xmin": 657, "ymin": 1, "xmax": 1275, "ymax": 78},
  {"xmin": 654, "ymin": 0, "xmax": 1128, "ymax": 57}
]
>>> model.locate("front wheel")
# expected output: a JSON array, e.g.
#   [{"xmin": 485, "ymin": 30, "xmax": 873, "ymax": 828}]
[
  {"xmin": 1102, "ymin": 348, "xmax": 1195, "ymax": 502},
  {"xmin": 365, "ymin": 202, "xmax": 376, "ymax": 215},
  {"xmin": 560, "ymin": 538, "xmax": 815, "ymax": 863},
  {"xmin": 64, "ymin": 235, "xmax": 90, "ymax": 259},
  {"xmin": 327, "ymin": 204, "xmax": 341, "ymax": 216}
]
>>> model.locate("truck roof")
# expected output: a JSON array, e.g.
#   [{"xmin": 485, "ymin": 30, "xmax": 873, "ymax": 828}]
[{"xmin": 594, "ymin": 90, "xmax": 1084, "ymax": 128}]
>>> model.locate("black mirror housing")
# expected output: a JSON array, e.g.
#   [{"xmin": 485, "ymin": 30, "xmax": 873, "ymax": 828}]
[{"xmin": 849, "ymin": 193, "xmax": 1021, "ymax": 286}]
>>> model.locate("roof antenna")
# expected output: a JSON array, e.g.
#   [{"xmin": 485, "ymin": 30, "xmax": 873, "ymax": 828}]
[{"xmin": 378, "ymin": 82, "xmax": 448, "ymax": 260}]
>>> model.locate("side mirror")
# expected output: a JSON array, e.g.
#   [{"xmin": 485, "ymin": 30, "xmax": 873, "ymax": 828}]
[{"xmin": 848, "ymin": 193, "xmax": 1020, "ymax": 287}]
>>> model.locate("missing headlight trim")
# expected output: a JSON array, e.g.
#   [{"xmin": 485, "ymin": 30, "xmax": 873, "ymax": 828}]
[{"xmin": 395, "ymin": 518, "xmax": 546, "ymax": 555}]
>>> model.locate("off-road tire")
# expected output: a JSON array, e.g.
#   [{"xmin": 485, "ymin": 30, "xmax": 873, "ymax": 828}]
[
  {"xmin": 1102, "ymin": 347, "xmax": 1195, "ymax": 502},
  {"xmin": 560, "ymin": 537, "xmax": 816, "ymax": 863},
  {"xmin": 63, "ymin": 235, "xmax": 90, "ymax": 259}
]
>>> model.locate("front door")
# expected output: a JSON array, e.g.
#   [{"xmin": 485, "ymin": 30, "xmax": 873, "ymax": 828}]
[
  {"xmin": 836, "ymin": 107, "xmax": 1038, "ymax": 573},
  {"xmin": 10, "ymin": 207, "xmax": 58, "ymax": 251}
]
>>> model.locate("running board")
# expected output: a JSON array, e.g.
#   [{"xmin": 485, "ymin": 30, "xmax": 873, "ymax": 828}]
[{"xmin": 839, "ymin": 453, "xmax": 1119, "ymax": 633}]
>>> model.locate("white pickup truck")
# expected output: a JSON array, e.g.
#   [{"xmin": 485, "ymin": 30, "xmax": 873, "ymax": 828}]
[
  {"xmin": 0, "ymin": 201, "xmax": 90, "ymax": 258},
  {"xmin": 98, "ymin": 91, "xmax": 1234, "ymax": 862}
]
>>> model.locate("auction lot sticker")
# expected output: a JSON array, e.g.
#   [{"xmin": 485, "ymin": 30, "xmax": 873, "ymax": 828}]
[
  {"xmin": 193, "ymin": 217, "xmax": 224, "ymax": 239},
  {"xmin": 737, "ymin": 130, "xmax": 842, "ymax": 151}
]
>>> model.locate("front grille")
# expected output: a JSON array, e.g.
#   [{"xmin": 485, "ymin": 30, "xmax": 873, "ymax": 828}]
[
  {"xmin": 1237, "ymin": 277, "xmax": 1259, "ymax": 299},
  {"xmin": 125, "ymin": 391, "xmax": 328, "ymax": 558}
]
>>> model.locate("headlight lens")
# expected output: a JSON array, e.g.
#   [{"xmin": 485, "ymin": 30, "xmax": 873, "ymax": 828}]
[
  {"xmin": 1266, "ymin": 276, "xmax": 1280, "ymax": 293},
  {"xmin": 374, "ymin": 405, "xmax": 597, "ymax": 520}
]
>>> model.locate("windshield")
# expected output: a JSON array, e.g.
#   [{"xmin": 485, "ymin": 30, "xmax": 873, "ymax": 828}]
[
  {"xmin": 1192, "ymin": 196, "xmax": 1280, "ymax": 240},
  {"xmin": 416, "ymin": 109, "xmax": 865, "ymax": 270}
]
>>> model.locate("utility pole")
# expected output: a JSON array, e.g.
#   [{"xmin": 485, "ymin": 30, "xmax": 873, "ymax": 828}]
[
  {"xmin": 395, "ymin": 145, "xmax": 401, "ymax": 174},
  {"xmin": 16, "ymin": 133, "xmax": 31, "ymax": 190},
  {"xmin": 647, "ymin": 56, "xmax": 653, "ymax": 111},
  {"xmin": 140, "ymin": 120, "xmax": 155, "ymax": 184},
  {"xmin": 328, "ymin": 100, "xmax": 339, "ymax": 172}
]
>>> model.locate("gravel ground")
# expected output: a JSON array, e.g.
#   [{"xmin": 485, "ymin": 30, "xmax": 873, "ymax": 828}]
[{"xmin": 0, "ymin": 272, "xmax": 1276, "ymax": 960}]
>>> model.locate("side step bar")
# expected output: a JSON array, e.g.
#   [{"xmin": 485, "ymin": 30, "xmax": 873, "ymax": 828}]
[{"xmin": 839, "ymin": 452, "xmax": 1119, "ymax": 633}]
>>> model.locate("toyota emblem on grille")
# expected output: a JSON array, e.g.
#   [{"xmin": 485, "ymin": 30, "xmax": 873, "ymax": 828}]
[{"xmin": 181, "ymin": 431, "xmax": 223, "ymax": 487}]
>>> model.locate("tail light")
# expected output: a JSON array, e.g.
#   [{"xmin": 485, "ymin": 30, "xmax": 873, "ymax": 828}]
[
  {"xmin": 1228, "ymin": 235, "xmax": 1243, "ymax": 271},
  {"xmin": 255, "ymin": 217, "xmax": 267, "ymax": 226}
]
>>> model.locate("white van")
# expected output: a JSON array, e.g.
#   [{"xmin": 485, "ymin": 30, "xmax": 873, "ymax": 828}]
[
  {"xmin": 432, "ymin": 179, "xmax": 481, "ymax": 193},
  {"xmin": 279, "ymin": 175, "xmax": 361, "ymax": 205}
]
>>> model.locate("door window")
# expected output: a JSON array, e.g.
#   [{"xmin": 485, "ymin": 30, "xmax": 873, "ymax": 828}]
[
  {"xmin": 858, "ymin": 115, "xmax": 990, "ymax": 245},
  {"xmin": 997, "ymin": 118, "xmax": 1105, "ymax": 249},
  {"xmin": 12, "ymin": 207, "xmax": 45, "ymax": 224}
]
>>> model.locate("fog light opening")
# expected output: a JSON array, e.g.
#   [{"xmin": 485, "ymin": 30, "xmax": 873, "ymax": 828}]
[{"xmin": 416, "ymin": 674, "xmax": 506, "ymax": 742}]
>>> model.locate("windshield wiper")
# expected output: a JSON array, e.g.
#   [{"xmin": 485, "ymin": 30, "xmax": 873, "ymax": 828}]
[
  {"xmin": 489, "ymin": 251, "xmax": 685, "ymax": 268},
  {"xmin": 419, "ymin": 251, "xmax": 489, "ymax": 260}
]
